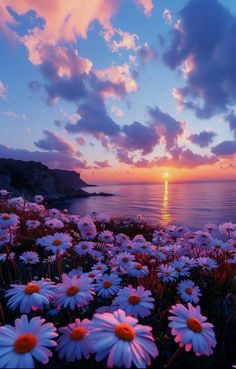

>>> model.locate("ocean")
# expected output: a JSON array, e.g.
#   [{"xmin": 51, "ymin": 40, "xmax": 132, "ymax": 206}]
[{"xmin": 53, "ymin": 181, "xmax": 236, "ymax": 228}]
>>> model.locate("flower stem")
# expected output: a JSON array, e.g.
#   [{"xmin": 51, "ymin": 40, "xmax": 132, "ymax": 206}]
[{"xmin": 164, "ymin": 346, "xmax": 184, "ymax": 369}]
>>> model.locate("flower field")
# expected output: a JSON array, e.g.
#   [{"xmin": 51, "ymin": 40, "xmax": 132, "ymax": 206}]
[{"xmin": 0, "ymin": 191, "xmax": 235, "ymax": 368}]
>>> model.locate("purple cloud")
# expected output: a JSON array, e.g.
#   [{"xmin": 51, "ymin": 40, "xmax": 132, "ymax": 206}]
[
  {"xmin": 93, "ymin": 160, "xmax": 111, "ymax": 169},
  {"xmin": 148, "ymin": 106, "xmax": 184, "ymax": 149},
  {"xmin": 188, "ymin": 130, "xmax": 217, "ymax": 148},
  {"xmin": 122, "ymin": 121, "xmax": 159, "ymax": 155},
  {"xmin": 163, "ymin": 0, "xmax": 236, "ymax": 118},
  {"xmin": 225, "ymin": 111, "xmax": 236, "ymax": 138},
  {"xmin": 212, "ymin": 141, "xmax": 236, "ymax": 156},
  {"xmin": 34, "ymin": 130, "xmax": 78, "ymax": 154}
]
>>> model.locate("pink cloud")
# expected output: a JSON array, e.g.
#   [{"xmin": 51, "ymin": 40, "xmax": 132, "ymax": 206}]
[
  {"xmin": 0, "ymin": 81, "xmax": 6, "ymax": 98},
  {"xmin": 108, "ymin": 29, "xmax": 139, "ymax": 52},
  {"xmin": 111, "ymin": 105, "xmax": 124, "ymax": 117},
  {"xmin": 133, "ymin": 0, "xmax": 153, "ymax": 15},
  {"xmin": 163, "ymin": 9, "xmax": 173, "ymax": 24},
  {"xmin": 96, "ymin": 64, "xmax": 137, "ymax": 98}
]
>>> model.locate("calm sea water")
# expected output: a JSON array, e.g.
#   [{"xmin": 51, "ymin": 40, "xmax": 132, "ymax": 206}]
[{"xmin": 53, "ymin": 181, "xmax": 236, "ymax": 228}]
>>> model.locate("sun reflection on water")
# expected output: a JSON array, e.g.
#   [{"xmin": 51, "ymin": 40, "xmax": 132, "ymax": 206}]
[{"xmin": 160, "ymin": 180, "xmax": 171, "ymax": 225}]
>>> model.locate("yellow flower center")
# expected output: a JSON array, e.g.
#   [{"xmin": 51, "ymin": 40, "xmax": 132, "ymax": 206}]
[
  {"xmin": 67, "ymin": 286, "xmax": 79, "ymax": 296},
  {"xmin": 115, "ymin": 323, "xmax": 135, "ymax": 341},
  {"xmin": 24, "ymin": 283, "xmax": 40, "ymax": 295},
  {"xmin": 14, "ymin": 334, "xmax": 37, "ymax": 354},
  {"xmin": 187, "ymin": 317, "xmax": 202, "ymax": 333},
  {"xmin": 103, "ymin": 280, "xmax": 112, "ymax": 288},
  {"xmin": 185, "ymin": 288, "xmax": 193, "ymax": 295},
  {"xmin": 52, "ymin": 239, "xmax": 62, "ymax": 246},
  {"xmin": 70, "ymin": 327, "xmax": 86, "ymax": 340},
  {"xmin": 128, "ymin": 294, "xmax": 141, "ymax": 305},
  {"xmin": 2, "ymin": 214, "xmax": 10, "ymax": 221},
  {"xmin": 135, "ymin": 263, "xmax": 142, "ymax": 270}
]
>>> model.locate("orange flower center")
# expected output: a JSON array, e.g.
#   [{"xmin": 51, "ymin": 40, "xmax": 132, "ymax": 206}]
[
  {"xmin": 185, "ymin": 288, "xmax": 193, "ymax": 295},
  {"xmin": 81, "ymin": 244, "xmax": 88, "ymax": 250},
  {"xmin": 122, "ymin": 257, "xmax": 129, "ymax": 263},
  {"xmin": 2, "ymin": 214, "xmax": 10, "ymax": 221},
  {"xmin": 52, "ymin": 239, "xmax": 62, "ymax": 246},
  {"xmin": 115, "ymin": 323, "xmax": 135, "ymax": 341},
  {"xmin": 14, "ymin": 334, "xmax": 37, "ymax": 354},
  {"xmin": 70, "ymin": 327, "xmax": 86, "ymax": 341},
  {"xmin": 166, "ymin": 271, "xmax": 171, "ymax": 276},
  {"xmin": 103, "ymin": 280, "xmax": 112, "ymax": 288},
  {"xmin": 135, "ymin": 264, "xmax": 142, "ymax": 270},
  {"xmin": 88, "ymin": 273, "xmax": 96, "ymax": 278},
  {"xmin": 67, "ymin": 286, "xmax": 79, "ymax": 296},
  {"xmin": 96, "ymin": 266, "xmax": 102, "ymax": 270},
  {"xmin": 187, "ymin": 317, "xmax": 202, "ymax": 333},
  {"xmin": 24, "ymin": 284, "xmax": 40, "ymax": 295},
  {"xmin": 0, "ymin": 237, "xmax": 7, "ymax": 241},
  {"xmin": 175, "ymin": 267, "xmax": 181, "ymax": 272},
  {"xmin": 128, "ymin": 294, "xmax": 141, "ymax": 305}
]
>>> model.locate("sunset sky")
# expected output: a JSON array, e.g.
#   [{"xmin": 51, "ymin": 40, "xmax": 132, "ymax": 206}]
[{"xmin": 1, "ymin": 0, "xmax": 236, "ymax": 183}]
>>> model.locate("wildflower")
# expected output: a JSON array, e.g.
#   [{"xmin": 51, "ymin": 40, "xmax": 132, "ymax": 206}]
[
  {"xmin": 5, "ymin": 280, "xmax": 55, "ymax": 313},
  {"xmin": 99, "ymin": 230, "xmax": 114, "ymax": 243},
  {"xmin": 55, "ymin": 274, "xmax": 94, "ymax": 309},
  {"xmin": 45, "ymin": 218, "xmax": 64, "ymax": 229},
  {"xmin": 75, "ymin": 241, "xmax": 94, "ymax": 255},
  {"xmin": 26, "ymin": 220, "xmax": 41, "ymax": 229},
  {"xmin": 0, "ymin": 314, "xmax": 57, "ymax": 368},
  {"xmin": 168, "ymin": 303, "xmax": 216, "ymax": 356},
  {"xmin": 92, "ymin": 262, "xmax": 108, "ymax": 273},
  {"xmin": 95, "ymin": 273, "xmax": 121, "ymax": 298},
  {"xmin": 34, "ymin": 195, "xmax": 44, "ymax": 203},
  {"xmin": 0, "ymin": 229, "xmax": 10, "ymax": 246},
  {"xmin": 114, "ymin": 252, "xmax": 135, "ymax": 268},
  {"xmin": 219, "ymin": 222, "xmax": 236, "ymax": 236},
  {"xmin": 113, "ymin": 285, "xmax": 154, "ymax": 318},
  {"xmin": 127, "ymin": 262, "xmax": 149, "ymax": 277},
  {"xmin": 177, "ymin": 280, "xmax": 201, "ymax": 304},
  {"xmin": 158, "ymin": 264, "xmax": 177, "ymax": 282},
  {"xmin": 37, "ymin": 233, "xmax": 72, "ymax": 253},
  {"xmin": 171, "ymin": 260, "xmax": 190, "ymax": 277},
  {"xmin": 0, "ymin": 213, "xmax": 19, "ymax": 229},
  {"xmin": 19, "ymin": 251, "xmax": 39, "ymax": 265},
  {"xmin": 90, "ymin": 309, "xmax": 158, "ymax": 368},
  {"xmin": 197, "ymin": 257, "xmax": 217, "ymax": 270},
  {"xmin": 57, "ymin": 319, "xmax": 93, "ymax": 361}
]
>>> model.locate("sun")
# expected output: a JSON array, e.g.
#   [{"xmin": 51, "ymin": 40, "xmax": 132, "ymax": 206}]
[{"xmin": 164, "ymin": 172, "xmax": 169, "ymax": 178}]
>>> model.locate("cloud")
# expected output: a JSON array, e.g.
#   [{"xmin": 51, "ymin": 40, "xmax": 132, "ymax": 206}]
[
  {"xmin": 111, "ymin": 105, "xmax": 124, "ymax": 117},
  {"xmin": 122, "ymin": 121, "xmax": 159, "ymax": 155},
  {"xmin": 2, "ymin": 111, "xmax": 27, "ymax": 120},
  {"xmin": 163, "ymin": 0, "xmax": 236, "ymax": 118},
  {"xmin": 34, "ymin": 130, "xmax": 79, "ymax": 155},
  {"xmin": 188, "ymin": 130, "xmax": 217, "ymax": 148},
  {"xmin": 212, "ymin": 141, "xmax": 236, "ymax": 156},
  {"xmin": 0, "ymin": 144, "xmax": 88, "ymax": 170},
  {"xmin": 65, "ymin": 94, "xmax": 121, "ymax": 138},
  {"xmin": 163, "ymin": 9, "xmax": 173, "ymax": 24},
  {"xmin": 133, "ymin": 0, "xmax": 153, "ymax": 15},
  {"xmin": 28, "ymin": 80, "xmax": 42, "ymax": 93},
  {"xmin": 107, "ymin": 29, "xmax": 139, "ymax": 52},
  {"xmin": 0, "ymin": 81, "xmax": 6, "ymax": 99},
  {"xmin": 138, "ymin": 43, "xmax": 157, "ymax": 65},
  {"xmin": 93, "ymin": 160, "xmax": 111, "ymax": 169},
  {"xmin": 76, "ymin": 137, "xmax": 86, "ymax": 146},
  {"xmin": 148, "ymin": 106, "xmax": 185, "ymax": 149},
  {"xmin": 225, "ymin": 111, "xmax": 236, "ymax": 139}
]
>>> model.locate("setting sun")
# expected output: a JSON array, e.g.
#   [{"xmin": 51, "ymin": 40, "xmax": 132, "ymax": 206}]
[{"xmin": 164, "ymin": 172, "xmax": 169, "ymax": 178}]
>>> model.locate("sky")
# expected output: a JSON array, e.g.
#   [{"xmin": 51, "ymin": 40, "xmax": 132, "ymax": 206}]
[{"xmin": 1, "ymin": 0, "xmax": 236, "ymax": 183}]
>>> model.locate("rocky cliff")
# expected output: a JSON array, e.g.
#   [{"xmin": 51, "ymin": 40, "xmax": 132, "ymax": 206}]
[{"xmin": 0, "ymin": 158, "xmax": 93, "ymax": 200}]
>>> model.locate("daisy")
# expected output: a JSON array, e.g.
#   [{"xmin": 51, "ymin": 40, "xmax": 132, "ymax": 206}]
[
  {"xmin": 158, "ymin": 264, "xmax": 177, "ymax": 282},
  {"xmin": 95, "ymin": 273, "xmax": 121, "ymax": 298},
  {"xmin": 8, "ymin": 197, "xmax": 24, "ymax": 210},
  {"xmin": 90, "ymin": 309, "xmax": 159, "ymax": 368},
  {"xmin": 5, "ymin": 280, "xmax": 55, "ymax": 313},
  {"xmin": 99, "ymin": 230, "xmax": 114, "ymax": 243},
  {"xmin": 48, "ymin": 208, "xmax": 61, "ymax": 218},
  {"xmin": 219, "ymin": 222, "xmax": 236, "ymax": 236},
  {"xmin": 0, "ymin": 314, "xmax": 57, "ymax": 368},
  {"xmin": 197, "ymin": 257, "xmax": 217, "ymax": 270},
  {"xmin": 0, "ymin": 213, "xmax": 19, "ymax": 229},
  {"xmin": 36, "ymin": 233, "xmax": 72, "ymax": 253},
  {"xmin": 57, "ymin": 319, "xmax": 93, "ymax": 361},
  {"xmin": 19, "ymin": 251, "xmax": 39, "ymax": 265},
  {"xmin": 75, "ymin": 241, "xmax": 94, "ymax": 255},
  {"xmin": 26, "ymin": 220, "xmax": 41, "ymax": 229},
  {"xmin": 34, "ymin": 195, "xmax": 44, "ymax": 203},
  {"xmin": 168, "ymin": 303, "xmax": 217, "ymax": 356},
  {"xmin": 91, "ymin": 262, "xmax": 108, "ymax": 273},
  {"xmin": 0, "ymin": 229, "xmax": 10, "ymax": 246},
  {"xmin": 113, "ymin": 285, "xmax": 154, "ymax": 318},
  {"xmin": 114, "ymin": 252, "xmax": 135, "ymax": 269},
  {"xmin": 45, "ymin": 218, "xmax": 64, "ymax": 229},
  {"xmin": 0, "ymin": 189, "xmax": 8, "ymax": 198},
  {"xmin": 127, "ymin": 262, "xmax": 149, "ymax": 277},
  {"xmin": 177, "ymin": 280, "xmax": 201, "ymax": 304},
  {"xmin": 171, "ymin": 260, "xmax": 190, "ymax": 277},
  {"xmin": 55, "ymin": 274, "xmax": 95, "ymax": 309}
]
